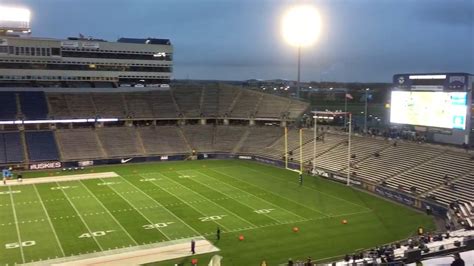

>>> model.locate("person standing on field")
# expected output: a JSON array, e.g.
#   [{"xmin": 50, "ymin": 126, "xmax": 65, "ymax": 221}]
[
  {"xmin": 191, "ymin": 239, "xmax": 195, "ymax": 254},
  {"xmin": 216, "ymin": 227, "xmax": 220, "ymax": 240}
]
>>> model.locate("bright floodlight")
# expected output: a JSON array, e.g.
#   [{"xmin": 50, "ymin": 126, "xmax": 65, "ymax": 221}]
[
  {"xmin": 282, "ymin": 5, "xmax": 321, "ymax": 47},
  {"xmin": 0, "ymin": 6, "xmax": 31, "ymax": 22}
]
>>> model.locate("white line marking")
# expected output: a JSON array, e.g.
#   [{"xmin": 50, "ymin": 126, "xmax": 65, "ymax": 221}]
[
  {"xmin": 78, "ymin": 180, "xmax": 138, "ymax": 246},
  {"xmin": 98, "ymin": 178, "xmax": 172, "ymax": 241},
  {"xmin": 212, "ymin": 168, "xmax": 329, "ymax": 217},
  {"xmin": 116, "ymin": 175, "xmax": 202, "ymax": 236},
  {"xmin": 56, "ymin": 181, "xmax": 104, "ymax": 251},
  {"xmin": 141, "ymin": 173, "xmax": 232, "ymax": 232},
  {"xmin": 192, "ymin": 169, "xmax": 307, "ymax": 221},
  {"xmin": 33, "ymin": 184, "xmax": 66, "ymax": 257},
  {"xmin": 8, "ymin": 186, "xmax": 25, "ymax": 263},
  {"xmin": 241, "ymin": 165, "xmax": 371, "ymax": 211}
]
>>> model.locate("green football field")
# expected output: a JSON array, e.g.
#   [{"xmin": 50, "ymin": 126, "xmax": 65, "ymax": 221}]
[{"xmin": 0, "ymin": 160, "xmax": 435, "ymax": 265}]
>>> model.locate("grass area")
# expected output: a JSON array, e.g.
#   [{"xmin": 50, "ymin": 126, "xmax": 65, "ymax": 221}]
[{"xmin": 1, "ymin": 160, "xmax": 435, "ymax": 265}]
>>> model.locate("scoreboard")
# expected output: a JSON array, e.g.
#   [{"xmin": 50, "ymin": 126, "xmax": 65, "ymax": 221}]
[{"xmin": 390, "ymin": 73, "xmax": 472, "ymax": 145}]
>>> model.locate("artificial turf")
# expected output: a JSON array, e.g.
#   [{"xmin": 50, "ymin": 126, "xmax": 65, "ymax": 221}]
[{"xmin": 0, "ymin": 160, "xmax": 435, "ymax": 265}]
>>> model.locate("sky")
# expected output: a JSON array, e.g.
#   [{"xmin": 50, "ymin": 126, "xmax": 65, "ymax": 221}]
[{"xmin": 2, "ymin": 0, "xmax": 473, "ymax": 82}]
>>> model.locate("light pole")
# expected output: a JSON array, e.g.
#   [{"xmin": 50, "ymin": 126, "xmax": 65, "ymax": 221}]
[{"xmin": 281, "ymin": 5, "xmax": 321, "ymax": 99}]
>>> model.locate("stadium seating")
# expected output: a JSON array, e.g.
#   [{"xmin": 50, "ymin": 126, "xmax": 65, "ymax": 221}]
[
  {"xmin": 124, "ymin": 92, "xmax": 154, "ymax": 118},
  {"xmin": 239, "ymin": 126, "xmax": 284, "ymax": 154},
  {"xmin": 213, "ymin": 126, "xmax": 247, "ymax": 152},
  {"xmin": 138, "ymin": 126, "xmax": 190, "ymax": 155},
  {"xmin": 201, "ymin": 85, "xmax": 219, "ymax": 117},
  {"xmin": 430, "ymin": 172, "xmax": 474, "ymax": 205},
  {"xmin": 25, "ymin": 131, "xmax": 59, "ymax": 161},
  {"xmin": 92, "ymin": 93, "xmax": 126, "ymax": 117},
  {"xmin": 0, "ymin": 91, "xmax": 18, "ymax": 120},
  {"xmin": 256, "ymin": 94, "xmax": 290, "ymax": 118},
  {"xmin": 3, "ymin": 132, "xmax": 24, "ymax": 163},
  {"xmin": 230, "ymin": 90, "xmax": 261, "ymax": 118},
  {"xmin": 286, "ymin": 100, "xmax": 309, "ymax": 119},
  {"xmin": 96, "ymin": 127, "xmax": 144, "ymax": 157},
  {"xmin": 386, "ymin": 151, "xmax": 474, "ymax": 194},
  {"xmin": 47, "ymin": 93, "xmax": 71, "ymax": 119},
  {"xmin": 65, "ymin": 93, "xmax": 96, "ymax": 118},
  {"xmin": 353, "ymin": 142, "xmax": 442, "ymax": 183},
  {"xmin": 217, "ymin": 85, "xmax": 239, "ymax": 116},
  {"xmin": 181, "ymin": 125, "xmax": 214, "ymax": 152},
  {"xmin": 19, "ymin": 91, "xmax": 49, "ymax": 119},
  {"xmin": 56, "ymin": 129, "xmax": 105, "ymax": 160},
  {"xmin": 149, "ymin": 90, "xmax": 179, "ymax": 117},
  {"xmin": 173, "ymin": 86, "xmax": 202, "ymax": 117}
]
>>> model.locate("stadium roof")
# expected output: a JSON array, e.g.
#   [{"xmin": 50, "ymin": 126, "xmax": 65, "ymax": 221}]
[{"xmin": 117, "ymin": 38, "xmax": 171, "ymax": 45}]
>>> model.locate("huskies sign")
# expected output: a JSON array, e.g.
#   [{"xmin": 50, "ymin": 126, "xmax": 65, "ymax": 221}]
[{"xmin": 30, "ymin": 162, "xmax": 62, "ymax": 170}]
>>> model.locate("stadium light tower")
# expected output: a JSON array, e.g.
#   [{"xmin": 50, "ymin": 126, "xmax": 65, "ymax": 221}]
[
  {"xmin": 281, "ymin": 5, "xmax": 321, "ymax": 99},
  {"xmin": 0, "ymin": 6, "xmax": 31, "ymax": 34}
]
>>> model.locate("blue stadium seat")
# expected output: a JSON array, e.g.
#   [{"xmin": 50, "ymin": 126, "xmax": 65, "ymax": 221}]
[
  {"xmin": 0, "ymin": 134, "xmax": 6, "ymax": 163},
  {"xmin": 2, "ymin": 132, "xmax": 24, "ymax": 163},
  {"xmin": 0, "ymin": 92, "xmax": 18, "ymax": 120},
  {"xmin": 20, "ymin": 91, "xmax": 49, "ymax": 119},
  {"xmin": 25, "ymin": 131, "xmax": 59, "ymax": 161}
]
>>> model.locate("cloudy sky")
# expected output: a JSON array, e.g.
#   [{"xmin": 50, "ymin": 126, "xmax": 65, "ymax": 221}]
[{"xmin": 3, "ymin": 0, "xmax": 474, "ymax": 82}]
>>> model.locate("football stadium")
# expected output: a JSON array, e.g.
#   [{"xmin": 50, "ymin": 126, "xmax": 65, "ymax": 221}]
[{"xmin": 0, "ymin": 3, "xmax": 473, "ymax": 266}]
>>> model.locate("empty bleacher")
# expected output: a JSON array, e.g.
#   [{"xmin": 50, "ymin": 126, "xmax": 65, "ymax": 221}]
[
  {"xmin": 213, "ymin": 126, "xmax": 247, "ymax": 152},
  {"xmin": 56, "ymin": 129, "xmax": 105, "ymax": 160},
  {"xmin": 181, "ymin": 125, "xmax": 214, "ymax": 152},
  {"xmin": 173, "ymin": 87, "xmax": 202, "ymax": 117},
  {"xmin": 3, "ymin": 132, "xmax": 24, "ymax": 163},
  {"xmin": 354, "ymin": 142, "xmax": 442, "ymax": 183},
  {"xmin": 217, "ymin": 85, "xmax": 239, "ymax": 116},
  {"xmin": 149, "ymin": 90, "xmax": 179, "ymax": 117},
  {"xmin": 20, "ymin": 91, "xmax": 49, "ymax": 119},
  {"xmin": 47, "ymin": 93, "xmax": 71, "ymax": 119},
  {"xmin": 65, "ymin": 93, "xmax": 96, "ymax": 118},
  {"xmin": 230, "ymin": 90, "xmax": 261, "ymax": 118},
  {"xmin": 92, "ymin": 93, "xmax": 126, "ymax": 117},
  {"xmin": 256, "ymin": 94, "xmax": 289, "ymax": 118},
  {"xmin": 138, "ymin": 126, "xmax": 190, "ymax": 155},
  {"xmin": 386, "ymin": 151, "xmax": 474, "ymax": 194},
  {"xmin": 239, "ymin": 126, "xmax": 283, "ymax": 154},
  {"xmin": 0, "ymin": 92, "xmax": 18, "ymax": 120},
  {"xmin": 25, "ymin": 131, "xmax": 59, "ymax": 161},
  {"xmin": 201, "ymin": 86, "xmax": 219, "ymax": 117},
  {"xmin": 124, "ymin": 92, "xmax": 154, "ymax": 118},
  {"xmin": 96, "ymin": 127, "xmax": 143, "ymax": 157},
  {"xmin": 430, "ymin": 172, "xmax": 474, "ymax": 205},
  {"xmin": 286, "ymin": 100, "xmax": 309, "ymax": 119}
]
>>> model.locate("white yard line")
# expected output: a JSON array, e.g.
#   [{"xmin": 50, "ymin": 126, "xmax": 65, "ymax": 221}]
[
  {"xmin": 116, "ymin": 175, "xmax": 202, "ymax": 236},
  {"xmin": 98, "ymin": 178, "xmax": 172, "ymax": 241},
  {"xmin": 144, "ymin": 173, "xmax": 232, "ymax": 232},
  {"xmin": 192, "ymin": 169, "xmax": 307, "ymax": 221},
  {"xmin": 7, "ymin": 172, "xmax": 118, "ymax": 186},
  {"xmin": 78, "ymin": 180, "xmax": 138, "ymax": 246},
  {"xmin": 32, "ymin": 184, "xmax": 66, "ymax": 257},
  {"xmin": 156, "ymin": 172, "xmax": 257, "ymax": 230},
  {"xmin": 242, "ymin": 165, "xmax": 372, "ymax": 211},
  {"xmin": 56, "ymin": 181, "xmax": 104, "ymax": 251},
  {"xmin": 9, "ymin": 186, "xmax": 25, "ymax": 264},
  {"xmin": 212, "ymin": 168, "xmax": 330, "ymax": 218}
]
